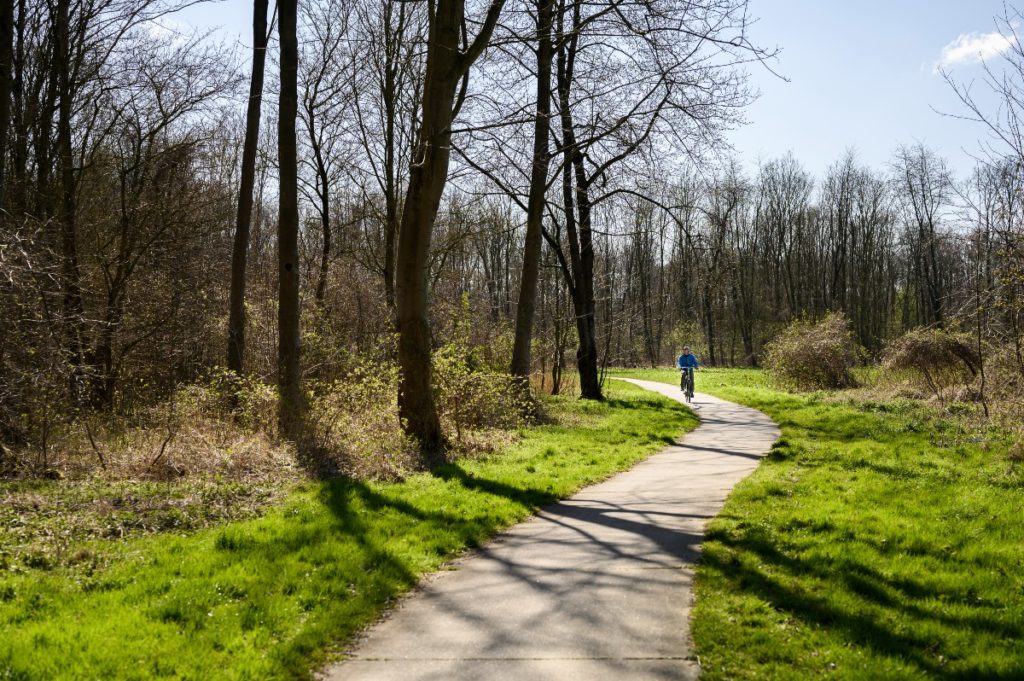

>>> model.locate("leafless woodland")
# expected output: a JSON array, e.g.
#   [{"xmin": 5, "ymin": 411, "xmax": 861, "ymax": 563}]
[{"xmin": 1, "ymin": 0, "xmax": 1023, "ymax": 473}]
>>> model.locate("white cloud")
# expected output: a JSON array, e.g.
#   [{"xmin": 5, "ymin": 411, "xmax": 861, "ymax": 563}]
[
  {"xmin": 141, "ymin": 17, "xmax": 192, "ymax": 46},
  {"xmin": 935, "ymin": 30, "xmax": 1016, "ymax": 72}
]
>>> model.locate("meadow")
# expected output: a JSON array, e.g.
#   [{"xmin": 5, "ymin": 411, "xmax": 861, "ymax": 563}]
[{"xmin": 614, "ymin": 367, "xmax": 1024, "ymax": 680}]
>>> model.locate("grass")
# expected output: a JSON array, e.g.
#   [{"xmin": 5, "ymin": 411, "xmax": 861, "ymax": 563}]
[
  {"xmin": 612, "ymin": 367, "xmax": 1024, "ymax": 680},
  {"xmin": 0, "ymin": 478, "xmax": 296, "ymax": 573},
  {"xmin": 0, "ymin": 381, "xmax": 696, "ymax": 680}
]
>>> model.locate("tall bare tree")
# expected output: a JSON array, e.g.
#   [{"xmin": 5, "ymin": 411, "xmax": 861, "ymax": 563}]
[
  {"xmin": 227, "ymin": 0, "xmax": 271, "ymax": 375},
  {"xmin": 350, "ymin": 0, "xmax": 424, "ymax": 313},
  {"xmin": 0, "ymin": 0, "xmax": 12, "ymax": 211},
  {"xmin": 299, "ymin": 0, "xmax": 352, "ymax": 305},
  {"xmin": 893, "ymin": 143, "xmax": 952, "ymax": 328},
  {"xmin": 278, "ymin": 0, "xmax": 303, "ymax": 438},
  {"xmin": 510, "ymin": 0, "xmax": 555, "ymax": 384},
  {"xmin": 53, "ymin": 0, "xmax": 86, "ymax": 404},
  {"xmin": 396, "ymin": 0, "xmax": 505, "ymax": 459}
]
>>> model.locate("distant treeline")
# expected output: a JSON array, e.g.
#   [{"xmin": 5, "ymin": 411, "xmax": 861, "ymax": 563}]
[{"xmin": 599, "ymin": 147, "xmax": 1023, "ymax": 370}]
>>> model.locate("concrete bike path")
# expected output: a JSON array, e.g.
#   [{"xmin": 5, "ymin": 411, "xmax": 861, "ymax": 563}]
[{"xmin": 323, "ymin": 379, "xmax": 780, "ymax": 681}]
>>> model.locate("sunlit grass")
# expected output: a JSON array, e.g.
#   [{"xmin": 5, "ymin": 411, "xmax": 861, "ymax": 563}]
[
  {"xmin": 613, "ymin": 368, "xmax": 1024, "ymax": 680},
  {"xmin": 0, "ymin": 382, "xmax": 695, "ymax": 680}
]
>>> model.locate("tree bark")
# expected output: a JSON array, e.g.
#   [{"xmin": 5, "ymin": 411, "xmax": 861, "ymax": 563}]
[
  {"xmin": 313, "ymin": 141, "xmax": 330, "ymax": 304},
  {"xmin": 278, "ymin": 0, "xmax": 303, "ymax": 438},
  {"xmin": 396, "ymin": 0, "xmax": 505, "ymax": 461},
  {"xmin": 0, "ymin": 0, "xmax": 12, "ymax": 211},
  {"xmin": 554, "ymin": 0, "xmax": 601, "ymax": 399},
  {"xmin": 54, "ymin": 0, "xmax": 85, "ymax": 405},
  {"xmin": 509, "ymin": 0, "xmax": 554, "ymax": 383},
  {"xmin": 381, "ymin": 5, "xmax": 401, "ymax": 313},
  {"xmin": 227, "ymin": 0, "xmax": 269, "ymax": 375},
  {"xmin": 10, "ymin": 0, "xmax": 26, "ymax": 216}
]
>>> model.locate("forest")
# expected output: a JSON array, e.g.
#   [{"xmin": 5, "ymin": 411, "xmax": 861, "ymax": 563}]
[
  {"xmin": 3, "ymin": 0, "xmax": 1024, "ymax": 678},
  {"xmin": 1, "ymin": 0, "xmax": 1022, "ymax": 470}
]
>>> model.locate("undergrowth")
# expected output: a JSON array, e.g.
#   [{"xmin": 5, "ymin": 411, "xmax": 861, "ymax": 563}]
[{"xmin": 0, "ymin": 381, "xmax": 696, "ymax": 680}]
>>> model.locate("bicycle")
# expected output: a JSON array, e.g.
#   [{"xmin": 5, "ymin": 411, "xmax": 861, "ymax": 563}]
[{"xmin": 679, "ymin": 366, "xmax": 695, "ymax": 403}]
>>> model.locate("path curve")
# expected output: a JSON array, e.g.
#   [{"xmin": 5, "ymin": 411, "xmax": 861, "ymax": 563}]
[{"xmin": 323, "ymin": 379, "xmax": 779, "ymax": 681}]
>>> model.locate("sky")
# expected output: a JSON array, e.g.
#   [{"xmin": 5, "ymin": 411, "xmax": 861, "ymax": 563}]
[
  {"xmin": 728, "ymin": 0, "xmax": 1015, "ymax": 179},
  {"xmin": 171, "ymin": 0, "xmax": 1019, "ymax": 180}
]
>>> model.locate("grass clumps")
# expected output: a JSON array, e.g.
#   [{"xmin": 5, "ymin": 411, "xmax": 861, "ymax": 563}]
[
  {"xmin": 1, "ymin": 371, "xmax": 292, "ymax": 483},
  {"xmin": 0, "ymin": 382, "xmax": 695, "ymax": 680},
  {"xmin": 0, "ymin": 479, "xmax": 286, "ymax": 573},
  {"xmin": 763, "ymin": 312, "xmax": 860, "ymax": 390}
]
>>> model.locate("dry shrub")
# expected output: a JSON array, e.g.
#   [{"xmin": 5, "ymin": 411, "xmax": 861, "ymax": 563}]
[
  {"xmin": 188, "ymin": 368, "xmax": 280, "ymax": 436},
  {"xmin": 882, "ymin": 328, "xmax": 979, "ymax": 401},
  {"xmin": 983, "ymin": 344, "xmax": 1024, "ymax": 423},
  {"xmin": 1, "ymin": 377, "xmax": 293, "ymax": 482},
  {"xmin": 2, "ymin": 320, "xmax": 533, "ymax": 484},
  {"xmin": 764, "ymin": 312, "xmax": 859, "ymax": 390},
  {"xmin": 302, "ymin": 335, "xmax": 529, "ymax": 479},
  {"xmin": 303, "ymin": 360, "xmax": 417, "ymax": 481}
]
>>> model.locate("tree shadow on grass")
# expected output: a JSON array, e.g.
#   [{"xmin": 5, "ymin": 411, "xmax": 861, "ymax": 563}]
[
  {"xmin": 704, "ymin": 527, "xmax": 1024, "ymax": 679},
  {"xmin": 308, "ymin": 462, "xmax": 562, "ymax": 590},
  {"xmin": 430, "ymin": 462, "xmax": 560, "ymax": 510}
]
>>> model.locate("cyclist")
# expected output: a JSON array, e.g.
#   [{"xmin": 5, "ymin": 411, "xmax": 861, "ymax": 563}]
[{"xmin": 676, "ymin": 346, "xmax": 699, "ymax": 398}]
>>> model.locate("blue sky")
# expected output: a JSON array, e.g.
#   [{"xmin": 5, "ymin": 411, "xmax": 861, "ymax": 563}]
[
  {"xmin": 729, "ymin": 1, "xmax": 1013, "ymax": 179},
  {"xmin": 173, "ymin": 0, "xmax": 1015, "ymax": 179}
]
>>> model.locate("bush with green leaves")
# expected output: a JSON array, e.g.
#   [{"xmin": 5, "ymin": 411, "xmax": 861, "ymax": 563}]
[
  {"xmin": 433, "ymin": 337, "xmax": 532, "ymax": 444},
  {"xmin": 763, "ymin": 312, "xmax": 859, "ymax": 390},
  {"xmin": 303, "ymin": 360, "xmax": 416, "ymax": 481},
  {"xmin": 190, "ymin": 367, "xmax": 280, "ymax": 436}
]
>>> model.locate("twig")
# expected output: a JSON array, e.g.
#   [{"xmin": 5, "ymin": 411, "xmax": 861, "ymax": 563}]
[
  {"xmin": 148, "ymin": 423, "xmax": 176, "ymax": 472},
  {"xmin": 148, "ymin": 391, "xmax": 179, "ymax": 473},
  {"xmin": 84, "ymin": 419, "xmax": 107, "ymax": 470}
]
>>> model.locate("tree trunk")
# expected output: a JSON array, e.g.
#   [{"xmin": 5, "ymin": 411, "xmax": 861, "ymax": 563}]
[
  {"xmin": 554, "ymin": 0, "xmax": 601, "ymax": 400},
  {"xmin": 277, "ymin": 0, "xmax": 303, "ymax": 438},
  {"xmin": 10, "ymin": 0, "xmax": 26, "ymax": 216},
  {"xmin": 54, "ymin": 0, "xmax": 85, "ymax": 405},
  {"xmin": 395, "ymin": 0, "xmax": 505, "ymax": 461},
  {"xmin": 382, "ymin": 22, "xmax": 399, "ymax": 314},
  {"xmin": 510, "ymin": 0, "xmax": 554, "ymax": 382},
  {"xmin": 227, "ymin": 0, "xmax": 269, "ymax": 374},
  {"xmin": 314, "ymin": 156, "xmax": 330, "ymax": 304},
  {"xmin": 384, "ymin": 200, "xmax": 398, "ymax": 312},
  {"xmin": 396, "ymin": 0, "xmax": 464, "ymax": 461},
  {"xmin": 0, "ymin": 0, "xmax": 12, "ymax": 211}
]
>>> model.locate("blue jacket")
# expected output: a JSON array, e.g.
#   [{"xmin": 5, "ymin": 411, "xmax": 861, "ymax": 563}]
[{"xmin": 676, "ymin": 353, "xmax": 699, "ymax": 369}]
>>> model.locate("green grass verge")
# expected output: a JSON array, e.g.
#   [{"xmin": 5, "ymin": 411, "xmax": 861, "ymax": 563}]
[
  {"xmin": 0, "ymin": 382, "xmax": 695, "ymax": 680},
  {"xmin": 612, "ymin": 367, "xmax": 1024, "ymax": 680}
]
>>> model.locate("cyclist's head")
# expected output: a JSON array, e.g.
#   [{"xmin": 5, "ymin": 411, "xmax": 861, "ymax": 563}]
[{"xmin": 683, "ymin": 346, "xmax": 690, "ymax": 354}]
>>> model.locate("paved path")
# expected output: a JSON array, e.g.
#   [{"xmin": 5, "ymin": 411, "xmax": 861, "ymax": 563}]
[{"xmin": 323, "ymin": 379, "xmax": 779, "ymax": 681}]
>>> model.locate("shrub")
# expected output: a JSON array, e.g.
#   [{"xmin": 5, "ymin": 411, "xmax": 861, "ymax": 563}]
[
  {"xmin": 882, "ymin": 328, "xmax": 979, "ymax": 401},
  {"xmin": 764, "ymin": 312, "xmax": 859, "ymax": 390},
  {"xmin": 303, "ymin": 360, "xmax": 416, "ymax": 481},
  {"xmin": 432, "ymin": 295, "xmax": 532, "ymax": 442},
  {"xmin": 433, "ymin": 338, "xmax": 532, "ymax": 444},
  {"xmin": 189, "ymin": 368, "xmax": 280, "ymax": 436},
  {"xmin": 302, "ymin": 335, "xmax": 531, "ymax": 477},
  {"xmin": 0, "ymin": 379, "xmax": 292, "ymax": 483}
]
